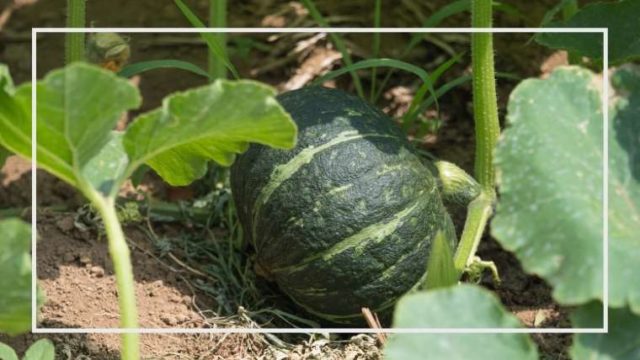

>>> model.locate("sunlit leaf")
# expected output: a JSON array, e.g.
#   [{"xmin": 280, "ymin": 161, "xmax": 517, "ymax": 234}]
[
  {"xmin": 22, "ymin": 339, "xmax": 55, "ymax": 360},
  {"xmin": 0, "ymin": 218, "xmax": 32, "ymax": 335},
  {"xmin": 0, "ymin": 343, "xmax": 18, "ymax": 360},
  {"xmin": 123, "ymin": 80, "xmax": 297, "ymax": 186},
  {"xmin": 608, "ymin": 65, "xmax": 640, "ymax": 313},
  {"xmin": 571, "ymin": 302, "xmax": 640, "ymax": 360},
  {"xmin": 386, "ymin": 285, "xmax": 538, "ymax": 359},
  {"xmin": 0, "ymin": 84, "xmax": 31, "ymax": 161},
  {"xmin": 492, "ymin": 66, "xmax": 603, "ymax": 305},
  {"xmin": 0, "ymin": 63, "xmax": 139, "ymax": 196}
]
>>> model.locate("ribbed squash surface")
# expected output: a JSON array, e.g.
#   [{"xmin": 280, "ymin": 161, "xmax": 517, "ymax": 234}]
[{"xmin": 231, "ymin": 87, "xmax": 454, "ymax": 324}]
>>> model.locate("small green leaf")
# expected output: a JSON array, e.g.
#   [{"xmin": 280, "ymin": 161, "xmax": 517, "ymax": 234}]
[
  {"xmin": 123, "ymin": 80, "xmax": 297, "ymax": 186},
  {"xmin": 0, "ymin": 343, "xmax": 19, "ymax": 360},
  {"xmin": 423, "ymin": 231, "xmax": 458, "ymax": 290},
  {"xmin": 0, "ymin": 218, "xmax": 32, "ymax": 335},
  {"xmin": 386, "ymin": 285, "xmax": 538, "ymax": 359},
  {"xmin": 571, "ymin": 303, "xmax": 640, "ymax": 359},
  {"xmin": 119, "ymin": 59, "xmax": 211, "ymax": 80},
  {"xmin": 492, "ymin": 66, "xmax": 603, "ymax": 305},
  {"xmin": 22, "ymin": 339, "xmax": 55, "ymax": 360},
  {"xmin": 535, "ymin": 0, "xmax": 640, "ymax": 65},
  {"xmin": 609, "ymin": 65, "xmax": 640, "ymax": 313}
]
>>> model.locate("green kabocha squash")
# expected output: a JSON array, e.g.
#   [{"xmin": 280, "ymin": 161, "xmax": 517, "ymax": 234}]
[{"xmin": 230, "ymin": 86, "xmax": 456, "ymax": 324}]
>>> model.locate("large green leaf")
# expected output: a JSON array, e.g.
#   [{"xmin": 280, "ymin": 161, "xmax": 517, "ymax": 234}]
[
  {"xmin": 1, "ymin": 63, "xmax": 140, "ymax": 193},
  {"xmin": 0, "ymin": 63, "xmax": 297, "ymax": 196},
  {"xmin": 386, "ymin": 285, "xmax": 538, "ymax": 360},
  {"xmin": 494, "ymin": 65, "xmax": 640, "ymax": 313},
  {"xmin": 571, "ymin": 303, "xmax": 640, "ymax": 360},
  {"xmin": 535, "ymin": 0, "xmax": 640, "ymax": 65},
  {"xmin": 492, "ymin": 66, "xmax": 603, "ymax": 305},
  {"xmin": 34, "ymin": 63, "xmax": 140, "ymax": 188},
  {"xmin": 123, "ymin": 80, "xmax": 297, "ymax": 186},
  {"xmin": 0, "ymin": 218, "xmax": 32, "ymax": 335},
  {"xmin": 608, "ymin": 65, "xmax": 640, "ymax": 313}
]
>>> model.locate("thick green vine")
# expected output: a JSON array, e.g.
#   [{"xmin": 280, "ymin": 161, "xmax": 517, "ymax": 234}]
[
  {"xmin": 65, "ymin": 0, "xmax": 86, "ymax": 64},
  {"xmin": 452, "ymin": 0, "xmax": 500, "ymax": 276}
]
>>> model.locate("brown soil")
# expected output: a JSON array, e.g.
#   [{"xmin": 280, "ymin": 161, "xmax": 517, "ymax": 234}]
[
  {"xmin": 2, "ymin": 156, "xmax": 384, "ymax": 358},
  {"xmin": 36, "ymin": 210, "xmax": 206, "ymax": 330},
  {"xmin": 1, "ymin": 0, "xmax": 576, "ymax": 358}
]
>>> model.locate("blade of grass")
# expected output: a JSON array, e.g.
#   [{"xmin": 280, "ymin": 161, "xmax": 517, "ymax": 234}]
[
  {"xmin": 374, "ymin": 0, "xmax": 518, "ymax": 103},
  {"xmin": 402, "ymin": 53, "xmax": 463, "ymax": 131},
  {"xmin": 370, "ymin": 0, "xmax": 382, "ymax": 102},
  {"xmin": 118, "ymin": 60, "xmax": 211, "ymax": 80},
  {"xmin": 313, "ymin": 58, "xmax": 438, "ymax": 111},
  {"xmin": 374, "ymin": 0, "xmax": 470, "ymax": 102},
  {"xmin": 406, "ymin": 0, "xmax": 471, "ymax": 56},
  {"xmin": 412, "ymin": 72, "xmax": 519, "ymax": 121},
  {"xmin": 418, "ymin": 75, "xmax": 471, "ymax": 114},
  {"xmin": 300, "ymin": 0, "xmax": 364, "ymax": 98},
  {"xmin": 174, "ymin": 0, "xmax": 239, "ymax": 79},
  {"xmin": 492, "ymin": 2, "xmax": 531, "ymax": 26},
  {"xmin": 526, "ymin": 0, "xmax": 575, "ymax": 45}
]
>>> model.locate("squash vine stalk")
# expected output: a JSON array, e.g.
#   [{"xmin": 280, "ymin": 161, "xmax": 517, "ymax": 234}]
[
  {"xmin": 65, "ymin": 0, "xmax": 86, "ymax": 64},
  {"xmin": 452, "ymin": 0, "xmax": 499, "ymax": 276},
  {"xmin": 83, "ymin": 187, "xmax": 140, "ymax": 360},
  {"xmin": 208, "ymin": 0, "xmax": 227, "ymax": 80}
]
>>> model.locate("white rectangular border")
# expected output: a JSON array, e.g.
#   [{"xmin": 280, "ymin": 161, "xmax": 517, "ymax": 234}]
[{"xmin": 31, "ymin": 27, "xmax": 608, "ymax": 334}]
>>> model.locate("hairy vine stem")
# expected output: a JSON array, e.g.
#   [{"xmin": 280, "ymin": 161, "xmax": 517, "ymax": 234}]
[
  {"xmin": 84, "ymin": 188, "xmax": 140, "ymax": 360},
  {"xmin": 470, "ymin": 0, "xmax": 499, "ymax": 194},
  {"xmin": 208, "ymin": 0, "xmax": 227, "ymax": 80},
  {"xmin": 65, "ymin": 0, "xmax": 86, "ymax": 64},
  {"xmin": 453, "ymin": 0, "xmax": 500, "ymax": 275}
]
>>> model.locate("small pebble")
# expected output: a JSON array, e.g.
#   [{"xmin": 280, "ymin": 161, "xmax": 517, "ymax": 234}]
[
  {"xmin": 55, "ymin": 217, "xmax": 75, "ymax": 232},
  {"xmin": 160, "ymin": 315, "xmax": 177, "ymax": 326},
  {"xmin": 62, "ymin": 252, "xmax": 76, "ymax": 263},
  {"xmin": 90, "ymin": 266, "xmax": 104, "ymax": 278},
  {"xmin": 79, "ymin": 255, "xmax": 91, "ymax": 265},
  {"xmin": 175, "ymin": 314, "xmax": 189, "ymax": 324}
]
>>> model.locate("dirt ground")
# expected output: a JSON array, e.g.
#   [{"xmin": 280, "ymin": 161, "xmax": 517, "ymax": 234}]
[{"xmin": 0, "ymin": 0, "xmax": 575, "ymax": 358}]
